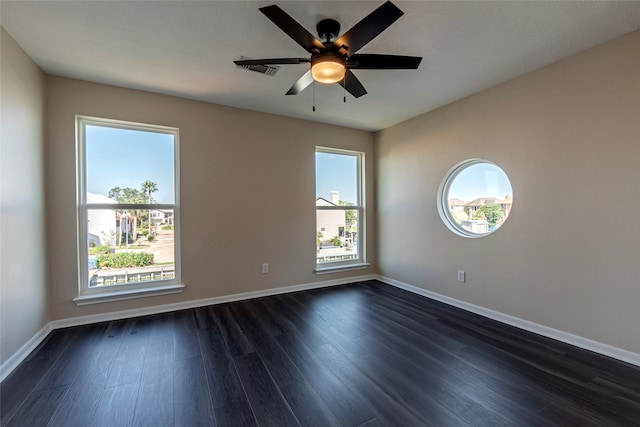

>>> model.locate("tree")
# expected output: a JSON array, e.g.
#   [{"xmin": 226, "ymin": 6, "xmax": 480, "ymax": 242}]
[
  {"xmin": 123, "ymin": 187, "xmax": 145, "ymax": 204},
  {"xmin": 473, "ymin": 210, "xmax": 487, "ymax": 220},
  {"xmin": 141, "ymin": 181, "xmax": 158, "ymax": 204},
  {"xmin": 475, "ymin": 204, "xmax": 505, "ymax": 225},
  {"xmin": 108, "ymin": 186, "xmax": 144, "ymax": 204},
  {"xmin": 339, "ymin": 200, "xmax": 356, "ymax": 225},
  {"xmin": 141, "ymin": 181, "xmax": 158, "ymax": 234},
  {"xmin": 108, "ymin": 187, "xmax": 122, "ymax": 201},
  {"xmin": 339, "ymin": 200, "xmax": 357, "ymax": 245},
  {"xmin": 107, "ymin": 186, "xmax": 145, "ymax": 235}
]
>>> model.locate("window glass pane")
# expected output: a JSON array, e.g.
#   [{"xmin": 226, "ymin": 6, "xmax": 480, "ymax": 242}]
[
  {"xmin": 316, "ymin": 209, "xmax": 359, "ymax": 264},
  {"xmin": 315, "ymin": 148, "xmax": 362, "ymax": 266},
  {"xmin": 439, "ymin": 160, "xmax": 513, "ymax": 237},
  {"xmin": 86, "ymin": 125, "xmax": 175, "ymax": 204},
  {"xmin": 87, "ymin": 208, "xmax": 175, "ymax": 288},
  {"xmin": 315, "ymin": 151, "xmax": 358, "ymax": 205},
  {"xmin": 79, "ymin": 117, "xmax": 180, "ymax": 295}
]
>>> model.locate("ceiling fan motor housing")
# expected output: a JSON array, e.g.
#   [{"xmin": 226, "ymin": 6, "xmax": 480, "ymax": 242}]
[{"xmin": 316, "ymin": 18, "xmax": 340, "ymax": 42}]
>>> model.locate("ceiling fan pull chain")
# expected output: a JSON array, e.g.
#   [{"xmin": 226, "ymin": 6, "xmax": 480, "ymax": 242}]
[
  {"xmin": 343, "ymin": 74, "xmax": 346, "ymax": 103},
  {"xmin": 313, "ymin": 81, "xmax": 316, "ymax": 112}
]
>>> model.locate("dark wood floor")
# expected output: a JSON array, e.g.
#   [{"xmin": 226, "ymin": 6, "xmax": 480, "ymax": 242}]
[{"xmin": 2, "ymin": 280, "xmax": 640, "ymax": 426}]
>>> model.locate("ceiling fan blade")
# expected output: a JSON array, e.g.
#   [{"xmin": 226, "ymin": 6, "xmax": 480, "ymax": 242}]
[
  {"xmin": 286, "ymin": 70, "xmax": 314, "ymax": 95},
  {"xmin": 334, "ymin": 1, "xmax": 403, "ymax": 55},
  {"xmin": 260, "ymin": 5, "xmax": 325, "ymax": 53},
  {"xmin": 338, "ymin": 69, "xmax": 367, "ymax": 98},
  {"xmin": 347, "ymin": 54, "xmax": 422, "ymax": 69},
  {"xmin": 234, "ymin": 58, "xmax": 310, "ymax": 66}
]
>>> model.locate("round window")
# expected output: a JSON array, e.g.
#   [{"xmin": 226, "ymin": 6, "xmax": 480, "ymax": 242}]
[{"xmin": 437, "ymin": 159, "xmax": 513, "ymax": 238}]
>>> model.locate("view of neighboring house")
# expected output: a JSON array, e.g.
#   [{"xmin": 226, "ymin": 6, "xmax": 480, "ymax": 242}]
[
  {"xmin": 116, "ymin": 212, "xmax": 137, "ymax": 245},
  {"xmin": 86, "ymin": 192, "xmax": 117, "ymax": 246},
  {"xmin": 461, "ymin": 219, "xmax": 490, "ymax": 233},
  {"xmin": 87, "ymin": 192, "xmax": 137, "ymax": 247},
  {"xmin": 316, "ymin": 191, "xmax": 359, "ymax": 263},
  {"xmin": 150, "ymin": 209, "xmax": 173, "ymax": 226},
  {"xmin": 465, "ymin": 196, "xmax": 513, "ymax": 217},
  {"xmin": 448, "ymin": 195, "xmax": 513, "ymax": 232},
  {"xmin": 316, "ymin": 190, "xmax": 358, "ymax": 248},
  {"xmin": 316, "ymin": 193, "xmax": 345, "ymax": 245}
]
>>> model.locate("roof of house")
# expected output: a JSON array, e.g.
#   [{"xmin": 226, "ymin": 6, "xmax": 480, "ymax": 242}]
[
  {"xmin": 451, "ymin": 210, "xmax": 469, "ymax": 223},
  {"xmin": 448, "ymin": 198, "xmax": 468, "ymax": 206},
  {"xmin": 87, "ymin": 192, "xmax": 117, "ymax": 204},
  {"xmin": 466, "ymin": 197, "xmax": 513, "ymax": 207},
  {"xmin": 316, "ymin": 197, "xmax": 337, "ymax": 207}
]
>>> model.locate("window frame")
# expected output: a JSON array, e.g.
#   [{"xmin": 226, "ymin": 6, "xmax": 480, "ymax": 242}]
[
  {"xmin": 75, "ymin": 116, "xmax": 183, "ymax": 305},
  {"xmin": 437, "ymin": 158, "xmax": 513, "ymax": 238},
  {"xmin": 315, "ymin": 146, "xmax": 367, "ymax": 273}
]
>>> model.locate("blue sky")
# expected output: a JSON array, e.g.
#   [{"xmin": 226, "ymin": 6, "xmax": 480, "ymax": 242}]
[
  {"xmin": 86, "ymin": 125, "xmax": 175, "ymax": 204},
  {"xmin": 448, "ymin": 162, "xmax": 512, "ymax": 201},
  {"xmin": 316, "ymin": 151, "xmax": 358, "ymax": 204}
]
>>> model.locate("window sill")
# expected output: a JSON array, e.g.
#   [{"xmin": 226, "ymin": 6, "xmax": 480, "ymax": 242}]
[
  {"xmin": 314, "ymin": 263, "xmax": 370, "ymax": 275},
  {"xmin": 73, "ymin": 283, "xmax": 185, "ymax": 306}
]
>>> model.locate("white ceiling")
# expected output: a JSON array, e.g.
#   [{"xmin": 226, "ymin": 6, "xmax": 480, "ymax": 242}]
[{"xmin": 2, "ymin": 1, "xmax": 639, "ymax": 131}]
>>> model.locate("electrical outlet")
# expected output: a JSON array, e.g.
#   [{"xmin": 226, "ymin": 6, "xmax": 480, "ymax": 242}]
[
  {"xmin": 457, "ymin": 270, "xmax": 466, "ymax": 283},
  {"xmin": 262, "ymin": 263, "xmax": 269, "ymax": 274}
]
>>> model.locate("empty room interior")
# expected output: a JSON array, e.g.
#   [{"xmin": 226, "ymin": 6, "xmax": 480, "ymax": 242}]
[{"xmin": 1, "ymin": 1, "xmax": 639, "ymax": 426}]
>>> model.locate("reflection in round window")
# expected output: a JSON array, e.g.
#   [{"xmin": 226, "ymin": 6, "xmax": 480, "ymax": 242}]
[{"xmin": 437, "ymin": 159, "xmax": 513, "ymax": 238}]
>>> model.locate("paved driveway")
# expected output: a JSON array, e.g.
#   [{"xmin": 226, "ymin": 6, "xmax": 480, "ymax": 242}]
[{"xmin": 151, "ymin": 229, "xmax": 174, "ymax": 263}]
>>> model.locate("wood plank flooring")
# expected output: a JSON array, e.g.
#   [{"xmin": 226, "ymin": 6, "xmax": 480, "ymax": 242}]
[{"xmin": 2, "ymin": 280, "xmax": 640, "ymax": 426}]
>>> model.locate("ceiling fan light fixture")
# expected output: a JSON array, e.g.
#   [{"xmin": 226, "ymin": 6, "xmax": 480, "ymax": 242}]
[
  {"xmin": 237, "ymin": 2, "xmax": 421, "ymax": 98},
  {"xmin": 311, "ymin": 53, "xmax": 346, "ymax": 84}
]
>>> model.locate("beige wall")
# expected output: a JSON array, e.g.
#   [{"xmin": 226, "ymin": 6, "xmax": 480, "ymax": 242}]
[
  {"xmin": 377, "ymin": 30, "xmax": 640, "ymax": 353},
  {"xmin": 0, "ymin": 28, "xmax": 48, "ymax": 365},
  {"xmin": 45, "ymin": 76, "xmax": 375, "ymax": 320}
]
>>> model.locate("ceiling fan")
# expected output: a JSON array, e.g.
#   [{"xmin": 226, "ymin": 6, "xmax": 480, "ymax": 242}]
[{"xmin": 234, "ymin": 1, "xmax": 422, "ymax": 99}]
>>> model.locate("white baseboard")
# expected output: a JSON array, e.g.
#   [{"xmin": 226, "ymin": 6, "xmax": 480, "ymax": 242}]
[
  {"xmin": 1, "ymin": 274, "xmax": 375, "ymax": 381},
  {"xmin": 377, "ymin": 275, "xmax": 640, "ymax": 367},
  {"xmin": 0, "ymin": 323, "xmax": 53, "ymax": 382}
]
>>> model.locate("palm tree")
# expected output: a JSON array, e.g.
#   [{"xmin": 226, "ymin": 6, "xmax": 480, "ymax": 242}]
[{"xmin": 141, "ymin": 180, "xmax": 158, "ymax": 234}]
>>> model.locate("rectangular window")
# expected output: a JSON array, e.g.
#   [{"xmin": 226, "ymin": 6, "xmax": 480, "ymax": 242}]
[
  {"xmin": 76, "ymin": 116, "xmax": 182, "ymax": 303},
  {"xmin": 315, "ymin": 147, "xmax": 365, "ymax": 270}
]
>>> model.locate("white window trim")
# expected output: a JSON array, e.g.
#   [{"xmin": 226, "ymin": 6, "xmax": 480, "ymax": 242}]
[
  {"xmin": 437, "ymin": 158, "xmax": 512, "ymax": 239},
  {"xmin": 76, "ymin": 116, "xmax": 182, "ymax": 304},
  {"xmin": 315, "ymin": 146, "xmax": 366, "ymax": 272},
  {"xmin": 314, "ymin": 262, "xmax": 370, "ymax": 275}
]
